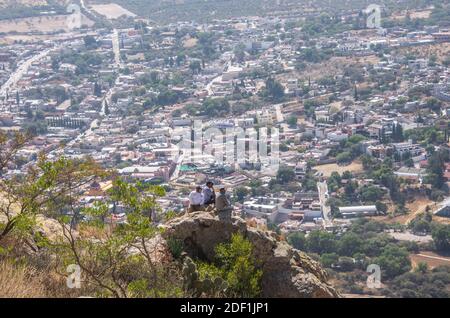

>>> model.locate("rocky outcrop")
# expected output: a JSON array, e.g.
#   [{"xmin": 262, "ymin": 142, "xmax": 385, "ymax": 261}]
[{"xmin": 162, "ymin": 212, "xmax": 340, "ymax": 298}]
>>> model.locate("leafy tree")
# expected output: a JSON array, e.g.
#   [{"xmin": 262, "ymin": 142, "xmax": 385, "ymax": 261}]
[
  {"xmin": 264, "ymin": 78, "xmax": 285, "ymax": 102},
  {"xmin": 306, "ymin": 230, "xmax": 337, "ymax": 254},
  {"xmin": 320, "ymin": 253, "xmax": 339, "ymax": 268},
  {"xmin": 0, "ymin": 132, "xmax": 104, "ymax": 244},
  {"xmin": 360, "ymin": 185, "xmax": 385, "ymax": 203},
  {"xmin": 104, "ymin": 100, "xmax": 110, "ymax": 116},
  {"xmin": 426, "ymin": 98, "xmax": 442, "ymax": 114},
  {"xmin": 276, "ymin": 166, "xmax": 296, "ymax": 184},
  {"xmin": 337, "ymin": 257, "xmax": 356, "ymax": 272},
  {"xmin": 94, "ymin": 81, "xmax": 102, "ymax": 97},
  {"xmin": 212, "ymin": 234, "xmax": 262, "ymax": 298},
  {"xmin": 426, "ymin": 149, "xmax": 448, "ymax": 190},
  {"xmin": 287, "ymin": 232, "xmax": 306, "ymax": 250},
  {"xmin": 432, "ymin": 224, "xmax": 450, "ymax": 252},
  {"xmin": 374, "ymin": 244, "xmax": 411, "ymax": 279},
  {"xmin": 287, "ymin": 116, "xmax": 297, "ymax": 128},
  {"xmin": 47, "ymin": 178, "xmax": 176, "ymax": 298},
  {"xmin": 201, "ymin": 98, "xmax": 230, "ymax": 117},
  {"xmin": 338, "ymin": 232, "xmax": 363, "ymax": 257},
  {"xmin": 83, "ymin": 35, "xmax": 99, "ymax": 49},
  {"xmin": 416, "ymin": 262, "xmax": 428, "ymax": 274},
  {"xmin": 233, "ymin": 187, "xmax": 249, "ymax": 203},
  {"xmin": 189, "ymin": 60, "xmax": 202, "ymax": 74},
  {"xmin": 336, "ymin": 152, "xmax": 352, "ymax": 164},
  {"xmin": 327, "ymin": 172, "xmax": 341, "ymax": 192}
]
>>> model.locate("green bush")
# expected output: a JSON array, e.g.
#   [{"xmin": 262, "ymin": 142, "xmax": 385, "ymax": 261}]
[
  {"xmin": 167, "ymin": 238, "xmax": 184, "ymax": 259},
  {"xmin": 197, "ymin": 234, "xmax": 262, "ymax": 298},
  {"xmin": 215, "ymin": 234, "xmax": 262, "ymax": 298}
]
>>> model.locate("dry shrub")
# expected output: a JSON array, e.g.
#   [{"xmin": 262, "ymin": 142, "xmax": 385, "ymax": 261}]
[{"xmin": 0, "ymin": 260, "xmax": 47, "ymax": 298}]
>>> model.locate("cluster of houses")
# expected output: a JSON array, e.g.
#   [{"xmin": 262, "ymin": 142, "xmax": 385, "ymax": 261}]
[{"xmin": 0, "ymin": 8, "xmax": 449, "ymax": 232}]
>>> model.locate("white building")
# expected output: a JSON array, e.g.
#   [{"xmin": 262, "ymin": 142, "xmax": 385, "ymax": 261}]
[{"xmin": 338, "ymin": 206, "xmax": 378, "ymax": 218}]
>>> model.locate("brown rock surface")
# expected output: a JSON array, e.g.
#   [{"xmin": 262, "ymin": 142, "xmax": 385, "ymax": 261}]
[{"xmin": 162, "ymin": 212, "xmax": 340, "ymax": 298}]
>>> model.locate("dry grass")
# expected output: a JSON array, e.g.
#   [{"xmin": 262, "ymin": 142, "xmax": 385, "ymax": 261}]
[
  {"xmin": 283, "ymin": 55, "xmax": 380, "ymax": 82},
  {"xmin": 0, "ymin": 0, "xmax": 47, "ymax": 7},
  {"xmin": 394, "ymin": 43, "xmax": 450, "ymax": 63},
  {"xmin": 91, "ymin": 3, "xmax": 136, "ymax": 19},
  {"xmin": 375, "ymin": 196, "xmax": 438, "ymax": 225},
  {"xmin": 410, "ymin": 251, "xmax": 450, "ymax": 270},
  {"xmin": 0, "ymin": 14, "xmax": 93, "ymax": 34},
  {"xmin": 0, "ymin": 261, "xmax": 47, "ymax": 298},
  {"xmin": 183, "ymin": 37, "xmax": 198, "ymax": 48},
  {"xmin": 392, "ymin": 9, "xmax": 432, "ymax": 20},
  {"xmin": 314, "ymin": 161, "xmax": 364, "ymax": 178}
]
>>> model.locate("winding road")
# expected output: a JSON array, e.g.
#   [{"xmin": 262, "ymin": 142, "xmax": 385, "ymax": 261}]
[{"xmin": 0, "ymin": 47, "xmax": 58, "ymax": 99}]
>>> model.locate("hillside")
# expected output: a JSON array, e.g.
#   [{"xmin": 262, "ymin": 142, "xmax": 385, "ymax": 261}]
[
  {"xmin": 0, "ymin": 0, "xmax": 68, "ymax": 20},
  {"xmin": 90, "ymin": 0, "xmax": 435, "ymax": 23},
  {"xmin": 0, "ymin": 212, "xmax": 340, "ymax": 298}
]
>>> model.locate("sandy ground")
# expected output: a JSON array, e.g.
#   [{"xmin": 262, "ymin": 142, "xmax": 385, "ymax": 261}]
[
  {"xmin": 410, "ymin": 251, "xmax": 450, "ymax": 270},
  {"xmin": 392, "ymin": 9, "xmax": 432, "ymax": 20},
  {"xmin": 0, "ymin": 0, "xmax": 47, "ymax": 6},
  {"xmin": 0, "ymin": 14, "xmax": 93, "ymax": 33},
  {"xmin": 375, "ymin": 197, "xmax": 437, "ymax": 225},
  {"xmin": 91, "ymin": 3, "xmax": 136, "ymax": 19},
  {"xmin": 183, "ymin": 37, "xmax": 198, "ymax": 48},
  {"xmin": 0, "ymin": 30, "xmax": 98, "ymax": 44},
  {"xmin": 314, "ymin": 161, "xmax": 364, "ymax": 178},
  {"xmin": 283, "ymin": 55, "xmax": 380, "ymax": 82},
  {"xmin": 394, "ymin": 43, "xmax": 450, "ymax": 63}
]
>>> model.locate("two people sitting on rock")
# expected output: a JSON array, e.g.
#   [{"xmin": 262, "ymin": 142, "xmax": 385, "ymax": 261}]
[{"xmin": 188, "ymin": 182, "xmax": 233, "ymax": 220}]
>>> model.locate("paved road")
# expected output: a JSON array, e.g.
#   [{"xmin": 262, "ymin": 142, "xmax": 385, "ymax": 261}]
[
  {"xmin": 388, "ymin": 231, "xmax": 432, "ymax": 243},
  {"xmin": 205, "ymin": 55, "xmax": 232, "ymax": 96},
  {"xmin": 112, "ymin": 29, "xmax": 123, "ymax": 68},
  {"xmin": 318, "ymin": 181, "xmax": 332, "ymax": 228},
  {"xmin": 0, "ymin": 47, "xmax": 57, "ymax": 98}
]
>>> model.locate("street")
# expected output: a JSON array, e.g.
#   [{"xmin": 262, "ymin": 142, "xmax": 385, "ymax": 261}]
[{"xmin": 318, "ymin": 181, "xmax": 333, "ymax": 227}]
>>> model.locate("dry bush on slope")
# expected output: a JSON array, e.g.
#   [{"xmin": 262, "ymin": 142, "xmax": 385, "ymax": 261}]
[{"xmin": 0, "ymin": 261, "xmax": 47, "ymax": 298}]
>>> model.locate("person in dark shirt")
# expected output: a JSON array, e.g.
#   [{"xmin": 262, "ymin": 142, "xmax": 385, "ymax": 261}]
[{"xmin": 202, "ymin": 181, "xmax": 216, "ymax": 208}]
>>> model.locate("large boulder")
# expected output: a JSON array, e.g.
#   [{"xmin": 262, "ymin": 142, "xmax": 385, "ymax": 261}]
[{"xmin": 162, "ymin": 212, "xmax": 340, "ymax": 298}]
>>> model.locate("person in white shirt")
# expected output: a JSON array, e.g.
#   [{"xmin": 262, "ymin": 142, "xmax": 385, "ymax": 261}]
[{"xmin": 188, "ymin": 186, "xmax": 204, "ymax": 213}]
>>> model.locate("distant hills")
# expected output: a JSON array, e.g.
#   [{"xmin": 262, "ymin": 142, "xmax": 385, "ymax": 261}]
[
  {"xmin": 90, "ymin": 0, "xmax": 435, "ymax": 23},
  {"xmin": 0, "ymin": 0, "xmax": 437, "ymax": 23},
  {"xmin": 0, "ymin": 0, "xmax": 68, "ymax": 20}
]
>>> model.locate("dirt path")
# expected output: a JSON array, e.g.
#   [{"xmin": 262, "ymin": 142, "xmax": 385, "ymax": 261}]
[{"xmin": 410, "ymin": 252, "xmax": 450, "ymax": 269}]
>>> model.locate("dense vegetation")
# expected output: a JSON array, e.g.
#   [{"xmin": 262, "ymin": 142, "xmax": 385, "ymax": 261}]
[
  {"xmin": 0, "ymin": 1, "xmax": 66, "ymax": 21},
  {"xmin": 0, "ymin": 132, "xmax": 262, "ymax": 298},
  {"xmin": 92, "ymin": 0, "xmax": 439, "ymax": 23},
  {"xmin": 287, "ymin": 218, "xmax": 450, "ymax": 297}
]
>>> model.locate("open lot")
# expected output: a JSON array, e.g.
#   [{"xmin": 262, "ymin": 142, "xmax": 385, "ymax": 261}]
[
  {"xmin": 0, "ymin": 14, "xmax": 93, "ymax": 34},
  {"xmin": 375, "ymin": 197, "xmax": 438, "ymax": 225},
  {"xmin": 0, "ymin": 0, "xmax": 47, "ymax": 7},
  {"xmin": 314, "ymin": 161, "xmax": 364, "ymax": 178},
  {"xmin": 183, "ymin": 37, "xmax": 198, "ymax": 48},
  {"xmin": 91, "ymin": 3, "xmax": 136, "ymax": 20},
  {"xmin": 392, "ymin": 9, "xmax": 432, "ymax": 20},
  {"xmin": 410, "ymin": 251, "xmax": 450, "ymax": 270},
  {"xmin": 394, "ymin": 42, "xmax": 450, "ymax": 63}
]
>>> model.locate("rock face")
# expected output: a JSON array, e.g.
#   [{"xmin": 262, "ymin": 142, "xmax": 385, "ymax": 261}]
[{"xmin": 163, "ymin": 212, "xmax": 340, "ymax": 298}]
